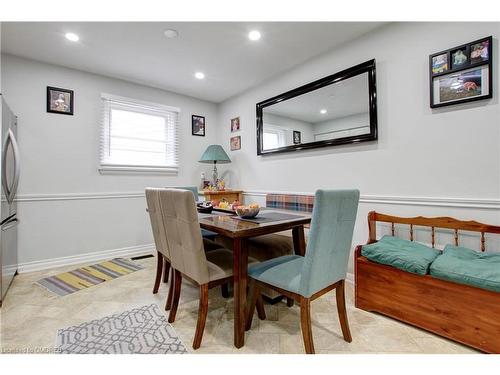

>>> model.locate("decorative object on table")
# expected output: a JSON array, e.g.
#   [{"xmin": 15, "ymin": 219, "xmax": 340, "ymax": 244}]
[
  {"xmin": 197, "ymin": 201, "xmax": 214, "ymax": 214},
  {"xmin": 199, "ymin": 144, "xmax": 231, "ymax": 187},
  {"xmin": 36, "ymin": 258, "xmax": 143, "ymax": 297},
  {"xmin": 293, "ymin": 130, "xmax": 301, "ymax": 145},
  {"xmin": 47, "ymin": 86, "xmax": 74, "ymax": 115},
  {"xmin": 192, "ymin": 115, "xmax": 205, "ymax": 136},
  {"xmin": 231, "ymin": 116, "xmax": 240, "ymax": 132},
  {"xmin": 234, "ymin": 204, "xmax": 260, "ymax": 219},
  {"xmin": 200, "ymin": 189, "xmax": 243, "ymax": 206},
  {"xmin": 230, "ymin": 135, "xmax": 241, "ymax": 151},
  {"xmin": 429, "ymin": 36, "xmax": 492, "ymax": 108},
  {"xmin": 56, "ymin": 304, "xmax": 188, "ymax": 354}
]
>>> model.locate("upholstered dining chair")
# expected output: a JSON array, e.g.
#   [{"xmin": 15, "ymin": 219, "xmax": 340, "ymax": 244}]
[
  {"xmin": 145, "ymin": 188, "xmax": 222, "ymax": 311},
  {"xmin": 157, "ymin": 188, "xmax": 246, "ymax": 349},
  {"xmin": 245, "ymin": 189, "xmax": 360, "ymax": 354}
]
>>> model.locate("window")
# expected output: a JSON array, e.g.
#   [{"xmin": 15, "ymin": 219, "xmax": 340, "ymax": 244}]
[
  {"xmin": 263, "ymin": 123, "xmax": 287, "ymax": 149},
  {"xmin": 100, "ymin": 94, "xmax": 179, "ymax": 174}
]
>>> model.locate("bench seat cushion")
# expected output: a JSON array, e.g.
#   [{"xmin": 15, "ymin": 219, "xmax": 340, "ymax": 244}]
[
  {"xmin": 361, "ymin": 235, "xmax": 440, "ymax": 275},
  {"xmin": 430, "ymin": 245, "xmax": 500, "ymax": 293}
]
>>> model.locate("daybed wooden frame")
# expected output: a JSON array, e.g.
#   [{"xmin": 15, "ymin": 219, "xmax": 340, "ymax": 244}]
[{"xmin": 355, "ymin": 211, "xmax": 500, "ymax": 353}]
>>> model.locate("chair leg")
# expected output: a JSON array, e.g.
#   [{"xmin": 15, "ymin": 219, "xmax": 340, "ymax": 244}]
[
  {"xmin": 300, "ymin": 296, "xmax": 315, "ymax": 354},
  {"xmin": 165, "ymin": 268, "xmax": 175, "ymax": 311},
  {"xmin": 153, "ymin": 252, "xmax": 163, "ymax": 294},
  {"xmin": 336, "ymin": 280, "xmax": 352, "ymax": 343},
  {"xmin": 163, "ymin": 259, "xmax": 170, "ymax": 283},
  {"xmin": 286, "ymin": 297, "xmax": 294, "ymax": 307},
  {"xmin": 245, "ymin": 279, "xmax": 265, "ymax": 331},
  {"xmin": 221, "ymin": 283, "xmax": 230, "ymax": 298},
  {"xmin": 256, "ymin": 293, "xmax": 266, "ymax": 321},
  {"xmin": 193, "ymin": 284, "xmax": 209, "ymax": 349},
  {"xmin": 168, "ymin": 270, "xmax": 182, "ymax": 323}
]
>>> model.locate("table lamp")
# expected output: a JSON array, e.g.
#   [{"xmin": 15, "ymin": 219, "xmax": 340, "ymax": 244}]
[{"xmin": 199, "ymin": 144, "xmax": 231, "ymax": 187}]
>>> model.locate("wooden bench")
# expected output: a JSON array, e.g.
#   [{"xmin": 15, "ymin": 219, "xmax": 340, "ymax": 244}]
[{"xmin": 355, "ymin": 211, "xmax": 500, "ymax": 353}]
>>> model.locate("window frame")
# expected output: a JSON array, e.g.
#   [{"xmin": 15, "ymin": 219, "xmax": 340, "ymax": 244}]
[{"xmin": 99, "ymin": 93, "xmax": 180, "ymax": 175}]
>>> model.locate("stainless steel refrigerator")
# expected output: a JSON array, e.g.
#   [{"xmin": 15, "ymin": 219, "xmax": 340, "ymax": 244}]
[{"xmin": 0, "ymin": 95, "xmax": 20, "ymax": 306}]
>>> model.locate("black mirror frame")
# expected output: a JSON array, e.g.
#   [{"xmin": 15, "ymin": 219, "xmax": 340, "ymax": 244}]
[{"xmin": 256, "ymin": 59, "xmax": 378, "ymax": 155}]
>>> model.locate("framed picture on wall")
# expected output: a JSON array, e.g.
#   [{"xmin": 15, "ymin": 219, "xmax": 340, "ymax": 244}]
[
  {"xmin": 429, "ymin": 36, "xmax": 492, "ymax": 108},
  {"xmin": 231, "ymin": 117, "xmax": 240, "ymax": 132},
  {"xmin": 230, "ymin": 135, "xmax": 241, "ymax": 151},
  {"xmin": 293, "ymin": 130, "xmax": 301, "ymax": 144},
  {"xmin": 47, "ymin": 86, "xmax": 74, "ymax": 115},
  {"xmin": 192, "ymin": 115, "xmax": 206, "ymax": 136}
]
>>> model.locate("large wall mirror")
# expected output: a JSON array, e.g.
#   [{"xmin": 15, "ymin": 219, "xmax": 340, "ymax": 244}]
[{"xmin": 257, "ymin": 59, "xmax": 377, "ymax": 155}]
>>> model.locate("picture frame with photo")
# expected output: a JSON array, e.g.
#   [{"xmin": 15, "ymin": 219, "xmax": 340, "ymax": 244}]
[
  {"xmin": 231, "ymin": 117, "xmax": 240, "ymax": 132},
  {"xmin": 192, "ymin": 115, "xmax": 206, "ymax": 136},
  {"xmin": 429, "ymin": 36, "xmax": 492, "ymax": 108},
  {"xmin": 293, "ymin": 130, "xmax": 301, "ymax": 145},
  {"xmin": 431, "ymin": 65, "xmax": 491, "ymax": 108},
  {"xmin": 47, "ymin": 86, "xmax": 74, "ymax": 115},
  {"xmin": 230, "ymin": 135, "xmax": 241, "ymax": 151}
]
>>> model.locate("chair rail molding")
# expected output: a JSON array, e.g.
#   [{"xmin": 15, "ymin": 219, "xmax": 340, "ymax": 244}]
[
  {"xmin": 242, "ymin": 190, "xmax": 500, "ymax": 210},
  {"xmin": 14, "ymin": 190, "xmax": 500, "ymax": 209}
]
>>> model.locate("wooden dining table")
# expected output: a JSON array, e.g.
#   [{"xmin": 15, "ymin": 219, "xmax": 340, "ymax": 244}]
[{"xmin": 198, "ymin": 209, "xmax": 312, "ymax": 348}]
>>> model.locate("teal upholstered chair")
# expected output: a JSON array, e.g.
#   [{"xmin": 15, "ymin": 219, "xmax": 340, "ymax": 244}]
[{"xmin": 246, "ymin": 189, "xmax": 360, "ymax": 354}]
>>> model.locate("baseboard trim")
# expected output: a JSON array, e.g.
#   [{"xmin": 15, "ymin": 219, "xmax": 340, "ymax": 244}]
[{"xmin": 17, "ymin": 243, "xmax": 155, "ymax": 273}]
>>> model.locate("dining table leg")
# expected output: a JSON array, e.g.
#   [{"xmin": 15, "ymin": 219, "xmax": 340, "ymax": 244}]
[
  {"xmin": 292, "ymin": 225, "xmax": 306, "ymax": 256},
  {"xmin": 232, "ymin": 237, "xmax": 248, "ymax": 349}
]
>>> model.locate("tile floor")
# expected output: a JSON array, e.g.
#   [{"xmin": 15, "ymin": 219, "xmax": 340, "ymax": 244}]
[{"xmin": 0, "ymin": 255, "xmax": 478, "ymax": 354}]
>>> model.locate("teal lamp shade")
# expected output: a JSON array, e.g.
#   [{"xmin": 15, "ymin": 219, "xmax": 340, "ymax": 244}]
[
  {"xmin": 199, "ymin": 145, "xmax": 231, "ymax": 164},
  {"xmin": 199, "ymin": 145, "xmax": 231, "ymax": 186}
]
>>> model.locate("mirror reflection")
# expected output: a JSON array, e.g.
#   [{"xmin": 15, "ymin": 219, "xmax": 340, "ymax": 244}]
[{"xmin": 261, "ymin": 72, "xmax": 371, "ymax": 151}]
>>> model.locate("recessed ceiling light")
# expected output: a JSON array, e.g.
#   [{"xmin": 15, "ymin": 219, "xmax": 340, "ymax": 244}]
[
  {"xmin": 65, "ymin": 32, "xmax": 79, "ymax": 42},
  {"xmin": 248, "ymin": 30, "xmax": 261, "ymax": 41},
  {"xmin": 320, "ymin": 109, "xmax": 327, "ymax": 114},
  {"xmin": 195, "ymin": 72, "xmax": 205, "ymax": 80},
  {"xmin": 164, "ymin": 29, "xmax": 179, "ymax": 39}
]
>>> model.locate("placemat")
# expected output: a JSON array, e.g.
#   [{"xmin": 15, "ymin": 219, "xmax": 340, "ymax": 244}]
[{"xmin": 231, "ymin": 212, "xmax": 306, "ymax": 224}]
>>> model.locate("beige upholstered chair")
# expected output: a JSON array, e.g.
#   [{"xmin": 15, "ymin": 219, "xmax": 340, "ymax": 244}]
[
  {"xmin": 146, "ymin": 188, "xmax": 224, "ymax": 312},
  {"xmin": 157, "ymin": 188, "xmax": 241, "ymax": 349}
]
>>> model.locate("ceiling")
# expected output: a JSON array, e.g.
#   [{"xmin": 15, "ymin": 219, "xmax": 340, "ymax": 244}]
[
  {"xmin": 1, "ymin": 22, "xmax": 385, "ymax": 103},
  {"xmin": 264, "ymin": 72, "xmax": 369, "ymax": 123}
]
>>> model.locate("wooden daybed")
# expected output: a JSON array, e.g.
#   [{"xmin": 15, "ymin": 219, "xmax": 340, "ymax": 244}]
[{"xmin": 355, "ymin": 211, "xmax": 500, "ymax": 353}]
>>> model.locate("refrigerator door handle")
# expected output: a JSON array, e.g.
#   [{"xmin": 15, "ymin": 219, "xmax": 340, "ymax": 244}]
[
  {"xmin": 1, "ymin": 217, "xmax": 19, "ymax": 231},
  {"xmin": 8, "ymin": 129, "xmax": 21, "ymax": 204},
  {"xmin": 2, "ymin": 129, "xmax": 20, "ymax": 204},
  {"xmin": 1, "ymin": 131, "xmax": 12, "ymax": 202}
]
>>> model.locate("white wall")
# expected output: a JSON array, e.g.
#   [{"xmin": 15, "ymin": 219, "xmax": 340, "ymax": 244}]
[
  {"xmin": 217, "ymin": 22, "xmax": 500, "ymax": 271},
  {"xmin": 1, "ymin": 54, "xmax": 220, "ymax": 267}
]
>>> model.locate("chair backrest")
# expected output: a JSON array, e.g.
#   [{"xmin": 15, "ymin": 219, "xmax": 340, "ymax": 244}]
[
  {"xmin": 158, "ymin": 188, "xmax": 210, "ymax": 285},
  {"xmin": 145, "ymin": 188, "xmax": 170, "ymax": 260},
  {"xmin": 169, "ymin": 186, "xmax": 199, "ymax": 201},
  {"xmin": 299, "ymin": 189, "xmax": 360, "ymax": 297}
]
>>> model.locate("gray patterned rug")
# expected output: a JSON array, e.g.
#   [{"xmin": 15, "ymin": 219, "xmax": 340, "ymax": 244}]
[{"xmin": 56, "ymin": 304, "xmax": 188, "ymax": 354}]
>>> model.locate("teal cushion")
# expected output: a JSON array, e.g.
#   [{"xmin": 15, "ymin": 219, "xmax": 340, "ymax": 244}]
[
  {"xmin": 361, "ymin": 235, "xmax": 440, "ymax": 275},
  {"xmin": 248, "ymin": 255, "xmax": 303, "ymax": 294},
  {"xmin": 430, "ymin": 245, "xmax": 500, "ymax": 292}
]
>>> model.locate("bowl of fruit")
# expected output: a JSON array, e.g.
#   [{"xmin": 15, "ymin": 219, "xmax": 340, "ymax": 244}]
[{"xmin": 234, "ymin": 204, "xmax": 260, "ymax": 219}]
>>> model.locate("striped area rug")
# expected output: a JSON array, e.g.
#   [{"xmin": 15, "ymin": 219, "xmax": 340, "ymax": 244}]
[{"xmin": 36, "ymin": 258, "xmax": 144, "ymax": 297}]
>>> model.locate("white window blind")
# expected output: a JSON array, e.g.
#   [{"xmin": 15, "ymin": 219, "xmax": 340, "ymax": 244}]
[{"xmin": 100, "ymin": 94, "xmax": 179, "ymax": 174}]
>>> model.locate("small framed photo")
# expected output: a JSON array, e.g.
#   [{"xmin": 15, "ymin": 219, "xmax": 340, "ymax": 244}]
[
  {"xmin": 470, "ymin": 38, "xmax": 490, "ymax": 65},
  {"xmin": 293, "ymin": 130, "xmax": 301, "ymax": 144},
  {"xmin": 231, "ymin": 117, "xmax": 240, "ymax": 132},
  {"xmin": 47, "ymin": 86, "xmax": 74, "ymax": 115},
  {"xmin": 230, "ymin": 135, "xmax": 241, "ymax": 151},
  {"xmin": 450, "ymin": 47, "xmax": 468, "ymax": 69},
  {"xmin": 192, "ymin": 115, "xmax": 205, "ymax": 136},
  {"xmin": 431, "ymin": 65, "xmax": 491, "ymax": 108},
  {"xmin": 431, "ymin": 53, "xmax": 449, "ymax": 74}
]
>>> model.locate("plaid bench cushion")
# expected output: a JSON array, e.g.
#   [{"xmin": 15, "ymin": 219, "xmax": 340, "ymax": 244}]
[{"xmin": 266, "ymin": 194, "xmax": 314, "ymax": 212}]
